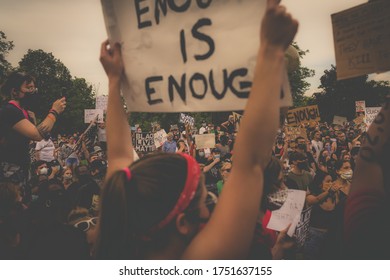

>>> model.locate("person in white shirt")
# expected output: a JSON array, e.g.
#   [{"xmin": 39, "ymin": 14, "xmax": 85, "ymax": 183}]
[
  {"xmin": 199, "ymin": 121, "xmax": 207, "ymax": 134},
  {"xmin": 311, "ymin": 130, "xmax": 323, "ymax": 163},
  {"xmin": 35, "ymin": 136, "xmax": 55, "ymax": 162}
]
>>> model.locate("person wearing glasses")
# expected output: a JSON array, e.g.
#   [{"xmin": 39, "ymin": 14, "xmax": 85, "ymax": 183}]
[
  {"xmin": 68, "ymin": 207, "xmax": 98, "ymax": 257},
  {"xmin": 216, "ymin": 161, "xmax": 232, "ymax": 195},
  {"xmin": 96, "ymin": 0, "xmax": 298, "ymax": 259},
  {"xmin": 0, "ymin": 71, "xmax": 66, "ymax": 193}
]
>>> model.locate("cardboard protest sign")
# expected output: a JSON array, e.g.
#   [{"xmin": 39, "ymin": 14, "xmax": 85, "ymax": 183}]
[
  {"xmin": 96, "ymin": 95, "xmax": 108, "ymax": 111},
  {"xmin": 332, "ymin": 0, "xmax": 390, "ymax": 80},
  {"xmin": 285, "ymin": 105, "xmax": 321, "ymax": 126},
  {"xmin": 194, "ymin": 134, "xmax": 216, "ymax": 149},
  {"xmin": 232, "ymin": 112, "xmax": 243, "ymax": 132},
  {"xmin": 353, "ymin": 115, "xmax": 365, "ymax": 125},
  {"xmin": 101, "ymin": 0, "xmax": 293, "ymax": 112},
  {"xmin": 355, "ymin": 100, "xmax": 366, "ymax": 113},
  {"xmin": 333, "ymin": 115, "xmax": 347, "ymax": 126},
  {"xmin": 365, "ymin": 107, "xmax": 382, "ymax": 130},
  {"xmin": 133, "ymin": 133, "xmax": 155, "ymax": 153},
  {"xmin": 285, "ymin": 126, "xmax": 307, "ymax": 141},
  {"xmin": 84, "ymin": 109, "xmax": 104, "ymax": 123},
  {"xmin": 153, "ymin": 129, "xmax": 167, "ymax": 148},
  {"xmin": 179, "ymin": 113, "xmax": 195, "ymax": 128}
]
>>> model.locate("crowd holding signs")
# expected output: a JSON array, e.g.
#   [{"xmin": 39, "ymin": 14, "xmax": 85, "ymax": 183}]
[{"xmin": 1, "ymin": 0, "xmax": 389, "ymax": 263}]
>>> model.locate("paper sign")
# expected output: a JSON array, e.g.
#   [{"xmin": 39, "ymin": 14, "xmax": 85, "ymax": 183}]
[
  {"xmin": 293, "ymin": 206, "xmax": 312, "ymax": 247},
  {"xmin": 331, "ymin": 0, "xmax": 390, "ymax": 80},
  {"xmin": 355, "ymin": 100, "xmax": 366, "ymax": 113},
  {"xmin": 180, "ymin": 113, "xmax": 195, "ymax": 128},
  {"xmin": 365, "ymin": 106, "xmax": 382, "ymax": 129},
  {"xmin": 96, "ymin": 95, "xmax": 108, "ymax": 111},
  {"xmin": 194, "ymin": 134, "xmax": 216, "ymax": 149},
  {"xmin": 101, "ymin": 0, "xmax": 294, "ymax": 112},
  {"xmin": 285, "ymin": 105, "xmax": 321, "ymax": 126},
  {"xmin": 333, "ymin": 115, "xmax": 347, "ymax": 126},
  {"xmin": 133, "ymin": 133, "xmax": 155, "ymax": 153},
  {"xmin": 267, "ymin": 189, "xmax": 306, "ymax": 237},
  {"xmin": 84, "ymin": 109, "xmax": 104, "ymax": 123},
  {"xmin": 153, "ymin": 129, "xmax": 167, "ymax": 148}
]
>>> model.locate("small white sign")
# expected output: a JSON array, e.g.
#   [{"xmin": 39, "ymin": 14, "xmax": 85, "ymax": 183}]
[{"xmin": 84, "ymin": 109, "xmax": 104, "ymax": 123}]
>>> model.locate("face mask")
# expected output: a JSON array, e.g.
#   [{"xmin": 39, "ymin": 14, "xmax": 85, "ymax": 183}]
[
  {"xmin": 39, "ymin": 167, "xmax": 48, "ymax": 175},
  {"xmin": 297, "ymin": 161, "xmax": 308, "ymax": 170},
  {"xmin": 297, "ymin": 144, "xmax": 307, "ymax": 151},
  {"xmin": 213, "ymin": 154, "xmax": 220, "ymax": 160},
  {"xmin": 340, "ymin": 170, "xmax": 353, "ymax": 180},
  {"xmin": 63, "ymin": 174, "xmax": 73, "ymax": 180},
  {"xmin": 198, "ymin": 152, "xmax": 205, "ymax": 157},
  {"xmin": 325, "ymin": 146, "xmax": 331, "ymax": 153},
  {"xmin": 19, "ymin": 90, "xmax": 38, "ymax": 110}
]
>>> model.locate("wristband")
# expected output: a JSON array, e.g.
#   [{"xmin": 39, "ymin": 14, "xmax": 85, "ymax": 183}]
[
  {"xmin": 49, "ymin": 109, "xmax": 59, "ymax": 118},
  {"xmin": 47, "ymin": 113, "xmax": 56, "ymax": 122}
]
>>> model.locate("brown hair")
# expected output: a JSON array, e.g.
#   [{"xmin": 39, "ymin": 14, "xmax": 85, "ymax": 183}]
[
  {"xmin": 0, "ymin": 71, "xmax": 35, "ymax": 99},
  {"xmin": 95, "ymin": 153, "xmax": 203, "ymax": 259}
]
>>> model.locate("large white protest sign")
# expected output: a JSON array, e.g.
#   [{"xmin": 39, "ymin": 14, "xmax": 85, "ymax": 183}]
[
  {"xmin": 101, "ymin": 0, "xmax": 294, "ymax": 112},
  {"xmin": 96, "ymin": 95, "xmax": 108, "ymax": 111},
  {"xmin": 267, "ymin": 189, "xmax": 306, "ymax": 237},
  {"xmin": 154, "ymin": 129, "xmax": 167, "ymax": 148},
  {"xmin": 194, "ymin": 134, "xmax": 216, "ymax": 149},
  {"xmin": 365, "ymin": 107, "xmax": 382, "ymax": 130},
  {"xmin": 84, "ymin": 109, "xmax": 104, "ymax": 123}
]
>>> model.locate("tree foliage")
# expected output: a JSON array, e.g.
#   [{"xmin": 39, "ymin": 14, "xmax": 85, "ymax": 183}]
[
  {"xmin": 0, "ymin": 31, "xmax": 14, "ymax": 84},
  {"xmin": 313, "ymin": 65, "xmax": 389, "ymax": 123},
  {"xmin": 18, "ymin": 49, "xmax": 94, "ymax": 134},
  {"xmin": 289, "ymin": 42, "xmax": 315, "ymax": 107}
]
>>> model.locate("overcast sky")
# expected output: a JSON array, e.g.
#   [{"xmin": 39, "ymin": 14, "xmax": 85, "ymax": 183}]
[{"xmin": 1, "ymin": 0, "xmax": 388, "ymax": 97}]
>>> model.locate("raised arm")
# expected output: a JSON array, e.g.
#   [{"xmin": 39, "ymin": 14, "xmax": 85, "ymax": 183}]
[
  {"xmin": 99, "ymin": 40, "xmax": 134, "ymax": 180},
  {"xmin": 183, "ymin": 0, "xmax": 298, "ymax": 259},
  {"xmin": 12, "ymin": 98, "xmax": 66, "ymax": 141},
  {"xmin": 344, "ymin": 98, "xmax": 390, "ymax": 258}
]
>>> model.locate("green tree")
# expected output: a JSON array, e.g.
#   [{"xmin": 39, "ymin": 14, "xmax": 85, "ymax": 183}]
[
  {"xmin": 0, "ymin": 31, "xmax": 14, "ymax": 84},
  {"xmin": 313, "ymin": 65, "xmax": 389, "ymax": 123},
  {"xmin": 18, "ymin": 49, "xmax": 94, "ymax": 134},
  {"xmin": 289, "ymin": 42, "xmax": 315, "ymax": 107}
]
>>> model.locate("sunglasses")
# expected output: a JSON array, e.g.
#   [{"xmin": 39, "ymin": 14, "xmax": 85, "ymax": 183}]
[{"xmin": 74, "ymin": 217, "xmax": 98, "ymax": 232}]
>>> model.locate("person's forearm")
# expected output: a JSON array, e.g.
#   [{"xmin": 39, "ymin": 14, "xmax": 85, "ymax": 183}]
[
  {"xmin": 106, "ymin": 79, "xmax": 133, "ymax": 163},
  {"xmin": 234, "ymin": 46, "xmax": 284, "ymax": 168}
]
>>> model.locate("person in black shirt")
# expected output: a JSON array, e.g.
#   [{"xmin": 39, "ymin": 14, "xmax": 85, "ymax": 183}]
[{"xmin": 0, "ymin": 72, "xmax": 66, "ymax": 192}]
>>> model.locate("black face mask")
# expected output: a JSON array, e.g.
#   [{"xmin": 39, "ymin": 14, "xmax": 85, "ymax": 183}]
[
  {"xmin": 297, "ymin": 144, "xmax": 307, "ymax": 151},
  {"xmin": 297, "ymin": 161, "xmax": 308, "ymax": 170},
  {"xmin": 19, "ymin": 91, "xmax": 39, "ymax": 111}
]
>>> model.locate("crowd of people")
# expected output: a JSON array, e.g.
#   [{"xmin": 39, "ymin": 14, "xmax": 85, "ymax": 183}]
[{"xmin": 0, "ymin": 0, "xmax": 389, "ymax": 260}]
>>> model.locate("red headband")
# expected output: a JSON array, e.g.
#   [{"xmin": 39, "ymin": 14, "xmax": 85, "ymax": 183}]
[{"xmin": 146, "ymin": 153, "xmax": 201, "ymax": 235}]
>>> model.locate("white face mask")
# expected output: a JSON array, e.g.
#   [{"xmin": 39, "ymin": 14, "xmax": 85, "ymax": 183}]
[
  {"xmin": 199, "ymin": 152, "xmax": 205, "ymax": 157},
  {"xmin": 63, "ymin": 174, "xmax": 73, "ymax": 180},
  {"xmin": 39, "ymin": 167, "xmax": 48, "ymax": 175},
  {"xmin": 340, "ymin": 170, "xmax": 353, "ymax": 180}
]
